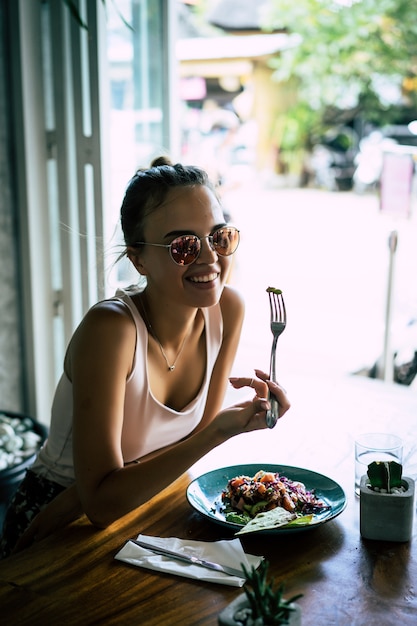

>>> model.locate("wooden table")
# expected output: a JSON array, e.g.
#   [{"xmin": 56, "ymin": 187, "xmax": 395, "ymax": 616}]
[{"xmin": 1, "ymin": 374, "xmax": 416, "ymax": 625}]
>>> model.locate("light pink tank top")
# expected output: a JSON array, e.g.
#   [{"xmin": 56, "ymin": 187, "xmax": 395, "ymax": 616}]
[{"xmin": 31, "ymin": 288, "xmax": 223, "ymax": 487}]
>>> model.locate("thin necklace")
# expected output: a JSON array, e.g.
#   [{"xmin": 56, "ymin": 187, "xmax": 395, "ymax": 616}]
[{"xmin": 139, "ymin": 293, "xmax": 193, "ymax": 372}]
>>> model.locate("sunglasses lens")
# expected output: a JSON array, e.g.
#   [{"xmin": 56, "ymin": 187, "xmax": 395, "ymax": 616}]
[
  {"xmin": 170, "ymin": 235, "xmax": 200, "ymax": 265},
  {"xmin": 212, "ymin": 227, "xmax": 240, "ymax": 256}
]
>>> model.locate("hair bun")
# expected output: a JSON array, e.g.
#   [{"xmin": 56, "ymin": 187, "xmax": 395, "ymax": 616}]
[{"xmin": 150, "ymin": 155, "xmax": 173, "ymax": 168}]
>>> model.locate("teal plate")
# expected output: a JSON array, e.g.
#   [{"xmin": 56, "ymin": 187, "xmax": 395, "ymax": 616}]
[{"xmin": 186, "ymin": 463, "xmax": 347, "ymax": 534}]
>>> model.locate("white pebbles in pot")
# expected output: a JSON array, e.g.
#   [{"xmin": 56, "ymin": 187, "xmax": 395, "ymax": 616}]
[{"xmin": 0, "ymin": 415, "xmax": 42, "ymax": 471}]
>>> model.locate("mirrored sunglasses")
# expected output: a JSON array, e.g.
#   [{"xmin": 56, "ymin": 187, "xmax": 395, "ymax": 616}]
[{"xmin": 135, "ymin": 226, "xmax": 240, "ymax": 266}]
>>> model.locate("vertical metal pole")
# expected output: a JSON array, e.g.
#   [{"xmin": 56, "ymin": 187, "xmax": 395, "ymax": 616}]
[{"xmin": 382, "ymin": 230, "xmax": 398, "ymax": 382}]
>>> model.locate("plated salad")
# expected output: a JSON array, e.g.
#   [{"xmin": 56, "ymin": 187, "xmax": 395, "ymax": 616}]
[{"xmin": 220, "ymin": 469, "xmax": 330, "ymax": 532}]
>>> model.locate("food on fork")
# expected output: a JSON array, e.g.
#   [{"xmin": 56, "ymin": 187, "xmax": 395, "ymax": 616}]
[
  {"xmin": 266, "ymin": 287, "xmax": 282, "ymax": 294},
  {"xmin": 220, "ymin": 470, "xmax": 329, "ymax": 530}
]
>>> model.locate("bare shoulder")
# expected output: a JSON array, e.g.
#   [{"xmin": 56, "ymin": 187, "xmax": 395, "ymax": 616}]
[
  {"xmin": 78, "ymin": 299, "xmax": 135, "ymax": 335},
  {"xmin": 65, "ymin": 299, "xmax": 137, "ymax": 374},
  {"xmin": 220, "ymin": 284, "xmax": 244, "ymax": 310},
  {"xmin": 219, "ymin": 285, "xmax": 245, "ymax": 333}
]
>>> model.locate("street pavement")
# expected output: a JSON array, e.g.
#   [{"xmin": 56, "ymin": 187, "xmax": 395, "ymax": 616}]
[{"xmin": 220, "ymin": 178, "xmax": 417, "ymax": 404}]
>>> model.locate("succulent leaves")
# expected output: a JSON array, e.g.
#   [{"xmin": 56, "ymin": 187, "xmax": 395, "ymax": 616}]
[{"xmin": 367, "ymin": 461, "xmax": 403, "ymax": 493}]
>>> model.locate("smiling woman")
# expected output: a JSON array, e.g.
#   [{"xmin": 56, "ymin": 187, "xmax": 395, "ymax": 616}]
[{"xmin": 0, "ymin": 156, "xmax": 291, "ymax": 559}]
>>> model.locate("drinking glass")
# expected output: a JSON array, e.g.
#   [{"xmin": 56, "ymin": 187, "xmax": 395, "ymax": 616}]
[{"xmin": 354, "ymin": 433, "xmax": 403, "ymax": 495}]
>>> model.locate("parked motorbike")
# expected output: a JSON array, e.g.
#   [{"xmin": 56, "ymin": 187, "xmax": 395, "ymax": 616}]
[{"xmin": 309, "ymin": 126, "xmax": 358, "ymax": 191}]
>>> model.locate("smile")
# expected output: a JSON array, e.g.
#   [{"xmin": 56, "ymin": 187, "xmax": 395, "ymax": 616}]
[{"xmin": 188, "ymin": 273, "xmax": 218, "ymax": 283}]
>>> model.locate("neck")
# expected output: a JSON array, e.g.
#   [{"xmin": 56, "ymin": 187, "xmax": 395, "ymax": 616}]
[
  {"xmin": 137, "ymin": 291, "xmax": 197, "ymax": 372},
  {"xmin": 140, "ymin": 291, "xmax": 196, "ymax": 343}
]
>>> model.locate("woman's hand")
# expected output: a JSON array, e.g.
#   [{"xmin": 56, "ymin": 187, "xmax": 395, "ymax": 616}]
[
  {"xmin": 229, "ymin": 368, "xmax": 291, "ymax": 420},
  {"xmin": 211, "ymin": 396, "xmax": 271, "ymax": 439},
  {"xmin": 208, "ymin": 367, "xmax": 290, "ymax": 440}
]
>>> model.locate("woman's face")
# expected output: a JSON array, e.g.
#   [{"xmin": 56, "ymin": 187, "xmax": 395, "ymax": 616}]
[{"xmin": 136, "ymin": 185, "xmax": 233, "ymax": 308}]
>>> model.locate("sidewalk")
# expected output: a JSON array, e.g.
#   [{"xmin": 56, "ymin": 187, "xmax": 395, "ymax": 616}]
[{"xmin": 221, "ymin": 181, "xmax": 417, "ymax": 393}]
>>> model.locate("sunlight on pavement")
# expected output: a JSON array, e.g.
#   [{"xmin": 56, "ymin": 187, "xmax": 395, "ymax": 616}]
[{"xmin": 222, "ymin": 182, "xmax": 417, "ymax": 395}]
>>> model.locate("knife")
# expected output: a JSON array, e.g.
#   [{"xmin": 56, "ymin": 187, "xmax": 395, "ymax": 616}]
[{"xmin": 128, "ymin": 538, "xmax": 247, "ymax": 578}]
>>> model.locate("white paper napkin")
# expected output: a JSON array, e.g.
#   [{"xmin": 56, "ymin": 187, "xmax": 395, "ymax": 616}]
[{"xmin": 114, "ymin": 534, "xmax": 263, "ymax": 587}]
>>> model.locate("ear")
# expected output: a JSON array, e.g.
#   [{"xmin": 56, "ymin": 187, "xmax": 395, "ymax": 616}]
[{"xmin": 127, "ymin": 247, "xmax": 148, "ymax": 276}]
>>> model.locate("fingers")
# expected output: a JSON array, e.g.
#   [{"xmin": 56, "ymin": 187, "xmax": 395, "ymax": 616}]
[
  {"xmin": 252, "ymin": 397, "xmax": 270, "ymax": 412},
  {"xmin": 253, "ymin": 369, "xmax": 270, "ymax": 382},
  {"xmin": 265, "ymin": 379, "xmax": 291, "ymax": 417},
  {"xmin": 229, "ymin": 370, "xmax": 291, "ymax": 419},
  {"xmin": 229, "ymin": 375, "xmax": 268, "ymax": 399},
  {"xmin": 227, "ymin": 397, "xmax": 271, "ymax": 433},
  {"xmin": 245, "ymin": 396, "xmax": 272, "ymax": 431},
  {"xmin": 228, "ymin": 376, "xmax": 255, "ymax": 389},
  {"xmin": 254, "ymin": 369, "xmax": 287, "ymax": 395}
]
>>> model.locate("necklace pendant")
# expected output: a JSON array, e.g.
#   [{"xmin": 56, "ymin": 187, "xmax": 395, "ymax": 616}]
[{"xmin": 168, "ymin": 365, "xmax": 176, "ymax": 372}]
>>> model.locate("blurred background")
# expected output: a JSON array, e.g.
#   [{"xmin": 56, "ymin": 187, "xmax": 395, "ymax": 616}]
[
  {"xmin": 106, "ymin": 0, "xmax": 417, "ymax": 397},
  {"xmin": 1, "ymin": 0, "xmax": 417, "ymax": 426}
]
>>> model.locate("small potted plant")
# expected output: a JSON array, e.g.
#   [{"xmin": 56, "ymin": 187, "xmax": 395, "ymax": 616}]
[
  {"xmin": 218, "ymin": 560, "xmax": 302, "ymax": 626},
  {"xmin": 360, "ymin": 461, "xmax": 415, "ymax": 542}
]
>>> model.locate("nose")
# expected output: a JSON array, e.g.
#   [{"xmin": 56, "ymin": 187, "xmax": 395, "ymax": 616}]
[{"xmin": 197, "ymin": 235, "xmax": 218, "ymax": 263}]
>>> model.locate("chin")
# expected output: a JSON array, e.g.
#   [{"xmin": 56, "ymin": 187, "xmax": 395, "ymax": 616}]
[{"xmin": 186, "ymin": 278, "xmax": 224, "ymax": 305}]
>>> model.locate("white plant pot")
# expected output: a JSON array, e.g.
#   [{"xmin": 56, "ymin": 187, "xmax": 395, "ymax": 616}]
[
  {"xmin": 218, "ymin": 593, "xmax": 302, "ymax": 626},
  {"xmin": 359, "ymin": 475, "xmax": 415, "ymax": 542}
]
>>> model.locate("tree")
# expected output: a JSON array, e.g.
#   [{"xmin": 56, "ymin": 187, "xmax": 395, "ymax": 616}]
[{"xmin": 261, "ymin": 0, "xmax": 417, "ymax": 138}]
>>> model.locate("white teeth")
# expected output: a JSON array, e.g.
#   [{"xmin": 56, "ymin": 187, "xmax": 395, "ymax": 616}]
[{"xmin": 189, "ymin": 273, "xmax": 218, "ymax": 283}]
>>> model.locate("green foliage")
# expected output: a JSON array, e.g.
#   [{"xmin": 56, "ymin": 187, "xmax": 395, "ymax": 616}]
[
  {"xmin": 241, "ymin": 561, "xmax": 302, "ymax": 625},
  {"xmin": 260, "ymin": 0, "xmax": 417, "ymax": 139},
  {"xmin": 367, "ymin": 461, "xmax": 403, "ymax": 493}
]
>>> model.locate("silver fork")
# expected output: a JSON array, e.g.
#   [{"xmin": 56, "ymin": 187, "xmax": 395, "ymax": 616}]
[{"xmin": 265, "ymin": 288, "xmax": 287, "ymax": 428}]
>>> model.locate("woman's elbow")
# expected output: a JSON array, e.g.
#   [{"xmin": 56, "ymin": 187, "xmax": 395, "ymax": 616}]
[
  {"xmin": 84, "ymin": 497, "xmax": 138, "ymax": 528},
  {"xmin": 86, "ymin": 509, "xmax": 118, "ymax": 529}
]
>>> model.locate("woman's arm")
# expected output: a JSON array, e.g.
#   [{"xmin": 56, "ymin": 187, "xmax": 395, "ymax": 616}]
[
  {"xmin": 21, "ymin": 290, "xmax": 289, "ymax": 537},
  {"xmin": 76, "ymin": 393, "xmax": 272, "ymax": 528},
  {"xmin": 13, "ymin": 369, "xmax": 290, "ymax": 552},
  {"xmin": 71, "ymin": 289, "xmax": 292, "ymax": 528},
  {"xmin": 67, "ymin": 296, "xmax": 273, "ymax": 527}
]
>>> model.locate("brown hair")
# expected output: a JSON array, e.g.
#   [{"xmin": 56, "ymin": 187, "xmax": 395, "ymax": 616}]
[{"xmin": 120, "ymin": 156, "xmax": 218, "ymax": 250}]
